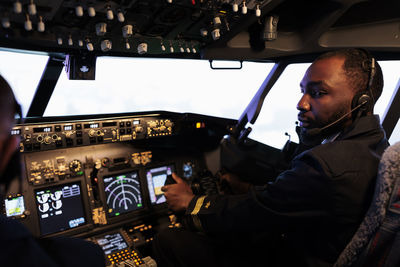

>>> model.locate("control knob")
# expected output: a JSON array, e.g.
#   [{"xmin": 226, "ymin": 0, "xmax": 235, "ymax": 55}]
[
  {"xmin": 44, "ymin": 135, "xmax": 52, "ymax": 144},
  {"xmin": 69, "ymin": 159, "xmax": 83, "ymax": 176},
  {"xmin": 165, "ymin": 120, "xmax": 173, "ymax": 127}
]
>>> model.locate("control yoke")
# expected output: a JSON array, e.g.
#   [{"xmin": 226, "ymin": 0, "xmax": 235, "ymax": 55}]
[{"xmin": 228, "ymin": 61, "xmax": 288, "ymax": 144}]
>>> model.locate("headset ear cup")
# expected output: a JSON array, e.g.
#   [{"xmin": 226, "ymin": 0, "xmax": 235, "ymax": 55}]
[
  {"xmin": 358, "ymin": 94, "xmax": 371, "ymax": 111},
  {"xmin": 351, "ymin": 92, "xmax": 371, "ymax": 112}
]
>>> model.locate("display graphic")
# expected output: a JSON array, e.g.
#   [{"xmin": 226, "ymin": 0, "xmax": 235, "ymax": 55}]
[
  {"xmin": 5, "ymin": 195, "xmax": 25, "ymax": 217},
  {"xmin": 35, "ymin": 182, "xmax": 86, "ymax": 235},
  {"xmin": 146, "ymin": 165, "xmax": 174, "ymax": 204},
  {"xmin": 96, "ymin": 232, "xmax": 128, "ymax": 255},
  {"xmin": 103, "ymin": 171, "xmax": 142, "ymax": 217}
]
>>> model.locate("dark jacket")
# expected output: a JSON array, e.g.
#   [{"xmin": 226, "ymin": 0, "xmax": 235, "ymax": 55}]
[
  {"xmin": 184, "ymin": 115, "xmax": 389, "ymax": 266},
  {"xmin": 0, "ymin": 214, "xmax": 105, "ymax": 266}
]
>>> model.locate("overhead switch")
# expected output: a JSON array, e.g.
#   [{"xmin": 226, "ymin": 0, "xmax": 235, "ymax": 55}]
[
  {"xmin": 117, "ymin": 11, "xmax": 125, "ymax": 23},
  {"xmin": 212, "ymin": 28, "xmax": 220, "ymax": 40},
  {"xmin": 28, "ymin": 0, "xmax": 37, "ymax": 16},
  {"xmin": 242, "ymin": 1, "xmax": 247, "ymax": 14},
  {"xmin": 256, "ymin": 5, "xmax": 261, "ymax": 17},
  {"xmin": 86, "ymin": 40, "xmax": 94, "ymax": 51},
  {"xmin": 88, "ymin": 7, "xmax": 96, "ymax": 17},
  {"xmin": 37, "ymin": 16, "xmax": 45, "ymax": 32},
  {"xmin": 25, "ymin": 15, "xmax": 32, "ymax": 31},
  {"xmin": 138, "ymin": 43, "xmax": 148, "ymax": 54},
  {"xmin": 106, "ymin": 7, "xmax": 114, "ymax": 20},
  {"xmin": 68, "ymin": 36, "xmax": 73, "ymax": 46},
  {"xmin": 122, "ymin": 25, "xmax": 133, "ymax": 38},
  {"xmin": 101, "ymin": 40, "xmax": 112, "ymax": 52},
  {"xmin": 75, "ymin": 5, "xmax": 84, "ymax": 17},
  {"xmin": 14, "ymin": 1, "xmax": 22, "ymax": 14},
  {"xmin": 2, "ymin": 18, "xmax": 10, "ymax": 29},
  {"xmin": 96, "ymin": 23, "xmax": 107, "ymax": 36}
]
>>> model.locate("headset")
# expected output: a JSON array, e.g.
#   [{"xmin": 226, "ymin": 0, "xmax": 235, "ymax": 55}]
[{"xmin": 350, "ymin": 49, "xmax": 376, "ymax": 116}]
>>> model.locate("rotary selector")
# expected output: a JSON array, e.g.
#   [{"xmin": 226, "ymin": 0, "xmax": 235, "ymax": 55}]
[{"xmin": 69, "ymin": 159, "xmax": 83, "ymax": 176}]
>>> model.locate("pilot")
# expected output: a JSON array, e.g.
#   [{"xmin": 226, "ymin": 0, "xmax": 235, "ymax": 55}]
[
  {"xmin": 0, "ymin": 75, "xmax": 105, "ymax": 267},
  {"xmin": 154, "ymin": 48, "xmax": 389, "ymax": 267}
]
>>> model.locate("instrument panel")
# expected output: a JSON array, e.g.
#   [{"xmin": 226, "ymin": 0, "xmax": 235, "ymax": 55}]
[{"xmin": 3, "ymin": 111, "xmax": 233, "ymax": 266}]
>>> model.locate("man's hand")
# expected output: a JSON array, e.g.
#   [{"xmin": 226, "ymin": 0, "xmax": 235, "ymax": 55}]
[
  {"xmin": 161, "ymin": 173, "xmax": 194, "ymax": 213},
  {"xmin": 219, "ymin": 173, "xmax": 252, "ymax": 195}
]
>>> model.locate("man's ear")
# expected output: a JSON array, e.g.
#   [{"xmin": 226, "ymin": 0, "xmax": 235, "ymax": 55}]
[{"xmin": 0, "ymin": 135, "xmax": 20, "ymax": 175}]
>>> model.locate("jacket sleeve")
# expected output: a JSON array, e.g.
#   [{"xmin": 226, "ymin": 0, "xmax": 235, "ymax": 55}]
[{"xmin": 183, "ymin": 152, "xmax": 334, "ymax": 234}]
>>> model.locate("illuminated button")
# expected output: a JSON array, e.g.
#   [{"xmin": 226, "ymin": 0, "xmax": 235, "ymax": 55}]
[
  {"xmin": 76, "ymin": 124, "xmax": 82, "ymax": 130},
  {"xmin": 120, "ymin": 122, "xmax": 125, "ymax": 127}
]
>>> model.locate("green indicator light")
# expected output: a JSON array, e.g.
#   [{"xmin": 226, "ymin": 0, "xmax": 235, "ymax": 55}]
[
  {"xmin": 115, "ymin": 213, "xmax": 120, "ymax": 216},
  {"xmin": 77, "ymin": 171, "xmax": 84, "ymax": 176},
  {"xmin": 137, "ymin": 204, "xmax": 142, "ymax": 207}
]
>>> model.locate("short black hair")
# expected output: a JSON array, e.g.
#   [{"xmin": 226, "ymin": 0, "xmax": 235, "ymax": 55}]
[{"xmin": 315, "ymin": 48, "xmax": 384, "ymax": 104}]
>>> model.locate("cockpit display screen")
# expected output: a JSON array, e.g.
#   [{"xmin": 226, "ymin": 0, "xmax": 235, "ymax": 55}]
[
  {"xmin": 5, "ymin": 195, "xmax": 25, "ymax": 217},
  {"xmin": 103, "ymin": 171, "xmax": 143, "ymax": 217},
  {"xmin": 35, "ymin": 183, "xmax": 86, "ymax": 235},
  {"xmin": 95, "ymin": 232, "xmax": 128, "ymax": 255},
  {"xmin": 146, "ymin": 165, "xmax": 175, "ymax": 204}
]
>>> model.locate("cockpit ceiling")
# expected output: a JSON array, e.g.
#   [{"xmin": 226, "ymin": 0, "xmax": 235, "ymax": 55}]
[{"xmin": 0, "ymin": 0, "xmax": 400, "ymax": 61}]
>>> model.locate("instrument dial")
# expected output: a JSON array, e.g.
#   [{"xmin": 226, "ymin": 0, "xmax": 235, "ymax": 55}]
[{"xmin": 69, "ymin": 159, "xmax": 83, "ymax": 176}]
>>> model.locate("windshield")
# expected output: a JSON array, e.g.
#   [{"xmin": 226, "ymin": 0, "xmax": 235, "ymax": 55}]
[
  {"xmin": 0, "ymin": 50, "xmax": 49, "ymax": 117},
  {"xmin": 44, "ymin": 57, "xmax": 274, "ymax": 120},
  {"xmin": 1, "ymin": 50, "xmax": 398, "ymax": 148}
]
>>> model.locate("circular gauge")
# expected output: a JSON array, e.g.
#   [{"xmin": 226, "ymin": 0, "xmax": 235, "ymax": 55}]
[
  {"xmin": 69, "ymin": 159, "xmax": 83, "ymax": 176},
  {"xmin": 182, "ymin": 162, "xmax": 195, "ymax": 179},
  {"xmin": 103, "ymin": 171, "xmax": 142, "ymax": 217}
]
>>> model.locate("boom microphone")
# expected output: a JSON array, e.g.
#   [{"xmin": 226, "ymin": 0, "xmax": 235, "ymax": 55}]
[{"xmin": 306, "ymin": 99, "xmax": 368, "ymax": 136}]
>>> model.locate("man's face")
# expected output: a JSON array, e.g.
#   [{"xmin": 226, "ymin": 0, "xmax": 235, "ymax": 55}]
[{"xmin": 297, "ymin": 56, "xmax": 355, "ymax": 137}]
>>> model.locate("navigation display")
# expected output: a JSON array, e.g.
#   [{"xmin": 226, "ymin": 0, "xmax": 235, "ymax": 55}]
[
  {"xmin": 96, "ymin": 232, "xmax": 128, "ymax": 255},
  {"xmin": 35, "ymin": 182, "xmax": 86, "ymax": 235},
  {"xmin": 5, "ymin": 195, "xmax": 25, "ymax": 217},
  {"xmin": 146, "ymin": 165, "xmax": 175, "ymax": 204},
  {"xmin": 103, "ymin": 171, "xmax": 142, "ymax": 217}
]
